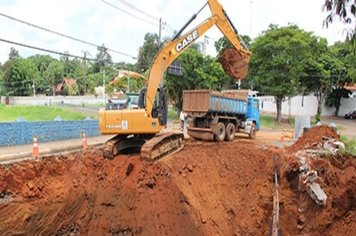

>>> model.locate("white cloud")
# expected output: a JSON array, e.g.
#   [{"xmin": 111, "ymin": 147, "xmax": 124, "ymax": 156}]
[{"xmin": 0, "ymin": 0, "xmax": 349, "ymax": 65}]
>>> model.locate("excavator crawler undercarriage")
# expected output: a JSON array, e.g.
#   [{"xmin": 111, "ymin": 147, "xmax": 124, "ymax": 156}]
[{"xmin": 103, "ymin": 133, "xmax": 184, "ymax": 160}]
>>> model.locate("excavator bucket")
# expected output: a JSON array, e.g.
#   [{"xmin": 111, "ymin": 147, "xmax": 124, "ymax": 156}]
[{"xmin": 219, "ymin": 48, "xmax": 250, "ymax": 81}]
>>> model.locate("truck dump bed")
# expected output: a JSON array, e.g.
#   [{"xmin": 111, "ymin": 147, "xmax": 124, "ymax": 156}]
[{"xmin": 183, "ymin": 90, "xmax": 247, "ymax": 116}]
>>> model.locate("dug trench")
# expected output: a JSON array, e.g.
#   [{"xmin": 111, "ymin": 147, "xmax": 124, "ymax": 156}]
[{"xmin": 0, "ymin": 127, "xmax": 354, "ymax": 235}]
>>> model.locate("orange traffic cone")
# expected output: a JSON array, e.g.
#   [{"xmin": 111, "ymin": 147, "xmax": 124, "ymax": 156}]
[
  {"xmin": 32, "ymin": 135, "xmax": 39, "ymax": 158},
  {"xmin": 82, "ymin": 131, "xmax": 87, "ymax": 151}
]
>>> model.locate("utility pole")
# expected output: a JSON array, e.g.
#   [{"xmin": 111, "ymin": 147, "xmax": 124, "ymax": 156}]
[
  {"xmin": 158, "ymin": 18, "xmax": 162, "ymax": 47},
  {"xmin": 103, "ymin": 68, "xmax": 106, "ymax": 104}
]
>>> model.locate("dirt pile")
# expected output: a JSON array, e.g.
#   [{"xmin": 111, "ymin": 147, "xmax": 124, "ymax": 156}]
[
  {"xmin": 0, "ymin": 141, "xmax": 277, "ymax": 235},
  {"xmin": 289, "ymin": 125, "xmax": 339, "ymax": 152},
  {"xmin": 280, "ymin": 125, "xmax": 355, "ymax": 235},
  {"xmin": 0, "ymin": 131, "xmax": 354, "ymax": 235},
  {"xmin": 218, "ymin": 48, "xmax": 250, "ymax": 81}
]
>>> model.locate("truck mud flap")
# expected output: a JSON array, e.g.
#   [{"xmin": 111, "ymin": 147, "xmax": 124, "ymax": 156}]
[{"xmin": 187, "ymin": 127, "xmax": 214, "ymax": 141}]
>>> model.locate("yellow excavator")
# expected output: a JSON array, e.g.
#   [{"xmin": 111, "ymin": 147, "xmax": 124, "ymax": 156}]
[{"xmin": 99, "ymin": 0, "xmax": 251, "ymax": 160}]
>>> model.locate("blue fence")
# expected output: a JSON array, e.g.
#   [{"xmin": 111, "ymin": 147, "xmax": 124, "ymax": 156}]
[{"xmin": 0, "ymin": 120, "xmax": 99, "ymax": 147}]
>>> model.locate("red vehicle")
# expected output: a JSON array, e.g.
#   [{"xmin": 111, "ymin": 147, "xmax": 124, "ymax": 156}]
[{"xmin": 344, "ymin": 110, "xmax": 356, "ymax": 119}]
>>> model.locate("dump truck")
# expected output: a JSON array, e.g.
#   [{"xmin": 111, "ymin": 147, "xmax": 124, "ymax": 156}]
[{"xmin": 183, "ymin": 90, "xmax": 260, "ymax": 141}]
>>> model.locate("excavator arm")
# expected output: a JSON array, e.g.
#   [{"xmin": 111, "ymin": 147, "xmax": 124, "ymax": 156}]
[{"xmin": 145, "ymin": 0, "xmax": 251, "ymax": 118}]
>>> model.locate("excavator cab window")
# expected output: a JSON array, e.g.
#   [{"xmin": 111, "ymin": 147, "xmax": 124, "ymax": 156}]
[{"xmin": 138, "ymin": 87, "xmax": 168, "ymax": 126}]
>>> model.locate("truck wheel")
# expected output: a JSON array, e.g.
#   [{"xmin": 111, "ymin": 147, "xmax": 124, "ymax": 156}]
[
  {"xmin": 215, "ymin": 122, "xmax": 226, "ymax": 141},
  {"xmin": 225, "ymin": 123, "xmax": 235, "ymax": 141},
  {"xmin": 249, "ymin": 123, "xmax": 256, "ymax": 139}
]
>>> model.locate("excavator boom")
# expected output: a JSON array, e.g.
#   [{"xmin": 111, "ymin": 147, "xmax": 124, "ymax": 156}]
[{"xmin": 145, "ymin": 0, "xmax": 251, "ymax": 117}]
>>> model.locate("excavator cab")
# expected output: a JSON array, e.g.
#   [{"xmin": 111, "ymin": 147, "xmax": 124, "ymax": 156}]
[{"xmin": 138, "ymin": 87, "xmax": 168, "ymax": 126}]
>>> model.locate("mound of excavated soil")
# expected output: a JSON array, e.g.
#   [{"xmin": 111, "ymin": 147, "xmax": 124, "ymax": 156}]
[
  {"xmin": 281, "ymin": 153, "xmax": 356, "ymax": 235},
  {"xmin": 0, "ymin": 134, "xmax": 354, "ymax": 235},
  {"xmin": 289, "ymin": 125, "xmax": 339, "ymax": 152},
  {"xmin": 218, "ymin": 48, "xmax": 250, "ymax": 81},
  {"xmin": 0, "ymin": 141, "xmax": 277, "ymax": 235}
]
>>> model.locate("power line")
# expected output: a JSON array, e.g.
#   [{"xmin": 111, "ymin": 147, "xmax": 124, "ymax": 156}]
[
  {"xmin": 115, "ymin": 0, "xmax": 176, "ymax": 37},
  {"xmin": 0, "ymin": 38, "xmax": 98, "ymax": 61},
  {"xmin": 0, "ymin": 12, "xmax": 136, "ymax": 59},
  {"xmin": 101, "ymin": 0, "xmax": 158, "ymax": 26},
  {"xmin": 116, "ymin": 0, "xmax": 159, "ymax": 21}
]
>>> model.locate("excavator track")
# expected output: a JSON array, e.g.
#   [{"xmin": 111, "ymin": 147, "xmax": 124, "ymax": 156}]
[
  {"xmin": 140, "ymin": 132, "xmax": 184, "ymax": 160},
  {"xmin": 103, "ymin": 134, "xmax": 153, "ymax": 159}
]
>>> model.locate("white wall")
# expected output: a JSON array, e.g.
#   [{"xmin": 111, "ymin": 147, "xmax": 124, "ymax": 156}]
[
  {"xmin": 1, "ymin": 95, "xmax": 106, "ymax": 106},
  {"xmin": 259, "ymin": 95, "xmax": 356, "ymax": 117}
]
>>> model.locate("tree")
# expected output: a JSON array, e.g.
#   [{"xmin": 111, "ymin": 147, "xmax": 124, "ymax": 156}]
[
  {"xmin": 249, "ymin": 24, "xmax": 315, "ymax": 123},
  {"xmin": 326, "ymin": 88, "xmax": 352, "ymax": 116},
  {"xmin": 9, "ymin": 47, "xmax": 20, "ymax": 60},
  {"xmin": 92, "ymin": 45, "xmax": 113, "ymax": 73},
  {"xmin": 0, "ymin": 69, "xmax": 4, "ymax": 96},
  {"xmin": 60, "ymin": 53, "xmax": 81, "ymax": 78},
  {"xmin": 324, "ymin": 40, "xmax": 356, "ymax": 116},
  {"xmin": 3, "ymin": 58, "xmax": 39, "ymax": 96},
  {"xmin": 136, "ymin": 33, "xmax": 160, "ymax": 72},
  {"xmin": 214, "ymin": 35, "xmax": 252, "ymax": 53},
  {"xmin": 46, "ymin": 60, "xmax": 65, "ymax": 95},
  {"xmin": 298, "ymin": 37, "xmax": 346, "ymax": 120},
  {"xmin": 77, "ymin": 51, "xmax": 91, "ymax": 94},
  {"xmin": 28, "ymin": 54, "xmax": 57, "ymax": 94},
  {"xmin": 324, "ymin": 0, "xmax": 356, "ymax": 43}
]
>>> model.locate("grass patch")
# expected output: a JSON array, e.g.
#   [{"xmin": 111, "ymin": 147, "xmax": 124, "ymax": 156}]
[
  {"xmin": 260, "ymin": 114, "xmax": 295, "ymax": 129},
  {"xmin": 168, "ymin": 106, "xmax": 179, "ymax": 120},
  {"xmin": 0, "ymin": 105, "xmax": 89, "ymax": 122},
  {"xmin": 340, "ymin": 136, "xmax": 356, "ymax": 156},
  {"xmin": 260, "ymin": 115, "xmax": 276, "ymax": 129}
]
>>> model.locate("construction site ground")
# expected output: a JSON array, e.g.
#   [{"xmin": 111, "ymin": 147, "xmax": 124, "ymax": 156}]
[{"xmin": 0, "ymin": 123, "xmax": 355, "ymax": 235}]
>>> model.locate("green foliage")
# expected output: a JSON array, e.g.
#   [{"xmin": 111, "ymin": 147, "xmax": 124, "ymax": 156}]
[
  {"xmin": 168, "ymin": 106, "xmax": 179, "ymax": 120},
  {"xmin": 260, "ymin": 115, "xmax": 276, "ymax": 129},
  {"xmin": 0, "ymin": 105, "xmax": 88, "ymax": 122},
  {"xmin": 136, "ymin": 33, "xmax": 160, "ymax": 72},
  {"xmin": 92, "ymin": 45, "xmax": 113, "ymax": 73},
  {"xmin": 340, "ymin": 136, "xmax": 356, "ymax": 156},
  {"xmin": 249, "ymin": 24, "xmax": 317, "ymax": 122},
  {"xmin": 214, "ymin": 35, "xmax": 251, "ymax": 53},
  {"xmin": 299, "ymin": 38, "xmax": 346, "ymax": 116},
  {"xmin": 325, "ymin": 88, "xmax": 352, "ymax": 116},
  {"xmin": 106, "ymin": 76, "xmax": 144, "ymax": 94},
  {"xmin": 3, "ymin": 58, "xmax": 40, "ymax": 96},
  {"xmin": 0, "ymin": 69, "xmax": 4, "ymax": 95},
  {"xmin": 324, "ymin": 41, "xmax": 356, "ymax": 116},
  {"xmin": 165, "ymin": 48, "xmax": 232, "ymax": 111},
  {"xmin": 324, "ymin": 0, "xmax": 356, "ymax": 43},
  {"xmin": 9, "ymin": 47, "xmax": 20, "ymax": 60}
]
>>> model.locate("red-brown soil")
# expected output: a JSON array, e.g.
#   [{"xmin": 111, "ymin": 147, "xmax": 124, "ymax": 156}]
[
  {"xmin": 0, "ymin": 128, "xmax": 354, "ymax": 235},
  {"xmin": 219, "ymin": 48, "xmax": 250, "ymax": 81},
  {"xmin": 289, "ymin": 125, "xmax": 339, "ymax": 152}
]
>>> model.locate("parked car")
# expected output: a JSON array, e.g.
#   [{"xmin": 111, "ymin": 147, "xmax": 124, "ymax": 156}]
[{"xmin": 344, "ymin": 110, "xmax": 356, "ymax": 119}]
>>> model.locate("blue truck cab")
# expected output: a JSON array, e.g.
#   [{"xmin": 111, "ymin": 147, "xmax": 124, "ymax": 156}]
[{"xmin": 246, "ymin": 97, "xmax": 260, "ymax": 130}]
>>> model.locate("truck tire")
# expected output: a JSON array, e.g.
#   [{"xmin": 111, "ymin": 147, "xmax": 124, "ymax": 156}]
[
  {"xmin": 225, "ymin": 123, "xmax": 235, "ymax": 141},
  {"xmin": 249, "ymin": 123, "xmax": 256, "ymax": 139},
  {"xmin": 215, "ymin": 122, "xmax": 226, "ymax": 141}
]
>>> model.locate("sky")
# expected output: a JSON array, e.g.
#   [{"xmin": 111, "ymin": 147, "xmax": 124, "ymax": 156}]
[{"xmin": 0, "ymin": 0, "xmax": 350, "ymax": 66}]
